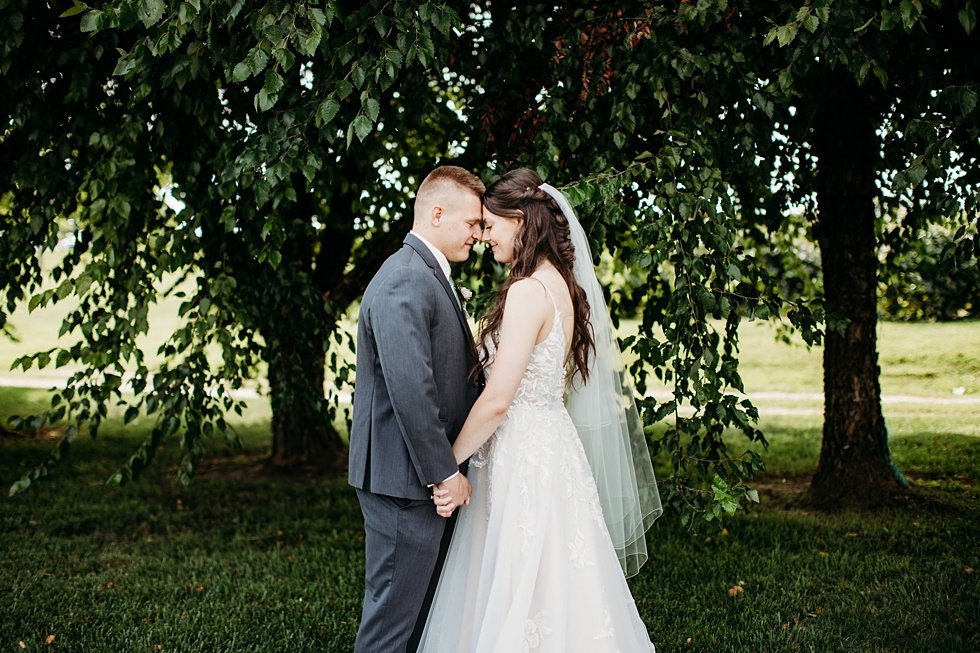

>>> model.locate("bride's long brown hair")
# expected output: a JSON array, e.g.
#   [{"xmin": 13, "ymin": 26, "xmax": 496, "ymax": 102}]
[{"xmin": 479, "ymin": 168, "xmax": 595, "ymax": 383}]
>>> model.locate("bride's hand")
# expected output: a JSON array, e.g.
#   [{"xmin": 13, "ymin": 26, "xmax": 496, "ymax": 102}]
[
  {"xmin": 432, "ymin": 475, "xmax": 471, "ymax": 517},
  {"xmin": 433, "ymin": 485, "xmax": 454, "ymax": 518}
]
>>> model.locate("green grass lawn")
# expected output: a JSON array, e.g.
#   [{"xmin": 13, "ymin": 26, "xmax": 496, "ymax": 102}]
[
  {"xmin": 1, "ymin": 318, "xmax": 979, "ymax": 652},
  {"xmin": 2, "ymin": 398, "xmax": 978, "ymax": 652}
]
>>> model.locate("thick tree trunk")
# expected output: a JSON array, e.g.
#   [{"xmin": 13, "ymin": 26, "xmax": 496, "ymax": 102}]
[
  {"xmin": 264, "ymin": 185, "xmax": 350, "ymax": 473},
  {"xmin": 268, "ymin": 336, "xmax": 347, "ymax": 470},
  {"xmin": 809, "ymin": 77, "xmax": 904, "ymax": 507},
  {"xmin": 262, "ymin": 166, "xmax": 408, "ymax": 471}
]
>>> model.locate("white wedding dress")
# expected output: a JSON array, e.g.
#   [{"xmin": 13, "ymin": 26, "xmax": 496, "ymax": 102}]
[{"xmin": 419, "ymin": 290, "xmax": 655, "ymax": 652}]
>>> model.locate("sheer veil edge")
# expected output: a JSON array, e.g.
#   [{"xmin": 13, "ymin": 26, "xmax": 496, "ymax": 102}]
[{"xmin": 539, "ymin": 182, "xmax": 663, "ymax": 578}]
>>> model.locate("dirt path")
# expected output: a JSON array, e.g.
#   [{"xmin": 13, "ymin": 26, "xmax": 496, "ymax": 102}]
[{"xmin": 1, "ymin": 374, "xmax": 977, "ymax": 408}]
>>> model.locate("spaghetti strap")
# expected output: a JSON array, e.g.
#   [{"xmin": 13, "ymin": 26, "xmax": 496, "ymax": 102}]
[{"xmin": 525, "ymin": 276, "xmax": 560, "ymax": 315}]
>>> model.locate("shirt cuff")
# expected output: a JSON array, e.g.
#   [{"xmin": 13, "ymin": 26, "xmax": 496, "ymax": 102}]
[{"xmin": 428, "ymin": 470, "xmax": 460, "ymax": 487}]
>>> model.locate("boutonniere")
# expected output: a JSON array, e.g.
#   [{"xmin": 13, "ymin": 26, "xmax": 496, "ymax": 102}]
[{"xmin": 459, "ymin": 287, "xmax": 473, "ymax": 303}]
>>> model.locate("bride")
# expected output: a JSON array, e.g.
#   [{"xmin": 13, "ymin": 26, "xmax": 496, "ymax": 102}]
[{"xmin": 420, "ymin": 168, "xmax": 662, "ymax": 652}]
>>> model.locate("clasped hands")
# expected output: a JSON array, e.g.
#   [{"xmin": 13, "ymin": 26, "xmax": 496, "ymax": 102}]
[{"xmin": 432, "ymin": 473, "xmax": 471, "ymax": 518}]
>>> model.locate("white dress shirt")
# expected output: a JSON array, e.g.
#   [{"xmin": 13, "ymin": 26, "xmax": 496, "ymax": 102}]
[
  {"xmin": 410, "ymin": 230, "xmax": 462, "ymax": 311},
  {"xmin": 410, "ymin": 230, "xmax": 452, "ymax": 285}
]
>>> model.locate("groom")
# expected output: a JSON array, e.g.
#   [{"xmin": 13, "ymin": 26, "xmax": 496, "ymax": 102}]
[{"xmin": 349, "ymin": 165, "xmax": 485, "ymax": 652}]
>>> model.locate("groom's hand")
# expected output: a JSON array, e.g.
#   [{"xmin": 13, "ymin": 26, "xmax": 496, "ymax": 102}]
[{"xmin": 432, "ymin": 474, "xmax": 471, "ymax": 518}]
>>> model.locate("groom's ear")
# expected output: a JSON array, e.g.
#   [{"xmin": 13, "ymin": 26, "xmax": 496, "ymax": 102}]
[{"xmin": 431, "ymin": 205, "xmax": 443, "ymax": 226}]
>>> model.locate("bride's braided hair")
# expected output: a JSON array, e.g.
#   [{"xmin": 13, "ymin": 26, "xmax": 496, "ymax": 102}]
[{"xmin": 479, "ymin": 168, "xmax": 595, "ymax": 383}]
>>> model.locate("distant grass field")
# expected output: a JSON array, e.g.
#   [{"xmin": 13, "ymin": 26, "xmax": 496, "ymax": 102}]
[
  {"xmin": 617, "ymin": 317, "xmax": 980, "ymax": 398},
  {"xmin": 5, "ymin": 286, "xmax": 978, "ymax": 396},
  {"xmin": 735, "ymin": 318, "xmax": 980, "ymax": 397}
]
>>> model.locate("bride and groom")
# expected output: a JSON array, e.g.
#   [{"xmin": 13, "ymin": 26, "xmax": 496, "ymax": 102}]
[{"xmin": 349, "ymin": 165, "xmax": 662, "ymax": 652}]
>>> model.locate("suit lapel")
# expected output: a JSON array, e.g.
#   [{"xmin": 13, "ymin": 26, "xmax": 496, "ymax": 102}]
[{"xmin": 403, "ymin": 234, "xmax": 479, "ymax": 357}]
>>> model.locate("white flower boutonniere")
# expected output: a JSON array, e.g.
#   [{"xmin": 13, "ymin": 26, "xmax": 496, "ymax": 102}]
[{"xmin": 459, "ymin": 287, "xmax": 473, "ymax": 303}]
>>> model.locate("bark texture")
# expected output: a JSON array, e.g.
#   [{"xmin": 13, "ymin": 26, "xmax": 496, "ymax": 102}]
[{"xmin": 809, "ymin": 76, "xmax": 904, "ymax": 507}]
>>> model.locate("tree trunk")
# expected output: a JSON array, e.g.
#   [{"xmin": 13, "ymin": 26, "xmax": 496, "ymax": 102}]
[
  {"xmin": 268, "ymin": 335, "xmax": 347, "ymax": 470},
  {"xmin": 264, "ymin": 185, "xmax": 350, "ymax": 473},
  {"xmin": 809, "ymin": 76, "xmax": 904, "ymax": 507}
]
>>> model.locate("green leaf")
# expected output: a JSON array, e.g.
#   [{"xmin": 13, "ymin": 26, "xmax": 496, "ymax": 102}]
[
  {"xmin": 113, "ymin": 53, "xmax": 136, "ymax": 77},
  {"xmin": 613, "ymin": 132, "xmax": 626, "ymax": 149},
  {"xmin": 138, "ymin": 0, "xmax": 165, "ymax": 28},
  {"xmin": 959, "ymin": 7, "xmax": 977, "ymax": 34},
  {"xmin": 79, "ymin": 10, "xmax": 101, "ymax": 32},
  {"xmin": 872, "ymin": 63, "xmax": 888, "ymax": 88},
  {"xmin": 247, "ymin": 48, "xmax": 270, "ymax": 77},
  {"xmin": 363, "ymin": 96, "xmax": 380, "ymax": 122},
  {"xmin": 9, "ymin": 477, "xmax": 31, "ymax": 496},
  {"xmin": 56, "ymin": 350, "xmax": 72, "ymax": 368},
  {"xmin": 301, "ymin": 27, "xmax": 322, "ymax": 56},
  {"xmin": 60, "ymin": 2, "xmax": 89, "ymax": 18},
  {"xmin": 712, "ymin": 474, "xmax": 727, "ymax": 497},
  {"xmin": 856, "ymin": 62, "xmax": 870, "ymax": 85},
  {"xmin": 255, "ymin": 88, "xmax": 274, "ymax": 112},
  {"xmin": 960, "ymin": 88, "xmax": 977, "ymax": 116},
  {"xmin": 317, "ymin": 98, "xmax": 341, "ymax": 127},
  {"xmin": 900, "ymin": 0, "xmax": 918, "ymax": 29},
  {"xmin": 720, "ymin": 493, "xmax": 738, "ymax": 515},
  {"xmin": 336, "ymin": 79, "xmax": 353, "ymax": 99},
  {"xmin": 177, "ymin": 1, "xmax": 199, "ymax": 24},
  {"xmin": 906, "ymin": 160, "xmax": 927, "ymax": 186},
  {"xmin": 353, "ymin": 114, "xmax": 373, "ymax": 142},
  {"xmin": 263, "ymin": 69, "xmax": 283, "ymax": 95},
  {"xmin": 880, "ymin": 9, "xmax": 896, "ymax": 31},
  {"xmin": 775, "ymin": 23, "xmax": 798, "ymax": 47},
  {"xmin": 351, "ymin": 63, "xmax": 366, "ymax": 89},
  {"xmin": 124, "ymin": 406, "xmax": 139, "ymax": 424},
  {"xmin": 232, "ymin": 62, "xmax": 250, "ymax": 82},
  {"xmin": 433, "ymin": 9, "xmax": 454, "ymax": 38}
]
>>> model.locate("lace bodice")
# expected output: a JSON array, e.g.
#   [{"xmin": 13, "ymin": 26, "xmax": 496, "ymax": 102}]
[{"xmin": 482, "ymin": 299, "xmax": 567, "ymax": 411}]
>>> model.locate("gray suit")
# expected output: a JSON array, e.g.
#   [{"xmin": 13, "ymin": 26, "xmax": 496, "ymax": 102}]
[{"xmin": 349, "ymin": 233, "xmax": 482, "ymax": 652}]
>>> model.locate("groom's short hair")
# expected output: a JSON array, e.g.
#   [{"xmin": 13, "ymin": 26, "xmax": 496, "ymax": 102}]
[{"xmin": 414, "ymin": 166, "xmax": 485, "ymax": 218}]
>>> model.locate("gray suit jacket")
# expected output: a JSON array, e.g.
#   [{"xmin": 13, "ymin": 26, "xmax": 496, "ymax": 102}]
[{"xmin": 349, "ymin": 233, "xmax": 483, "ymax": 500}]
